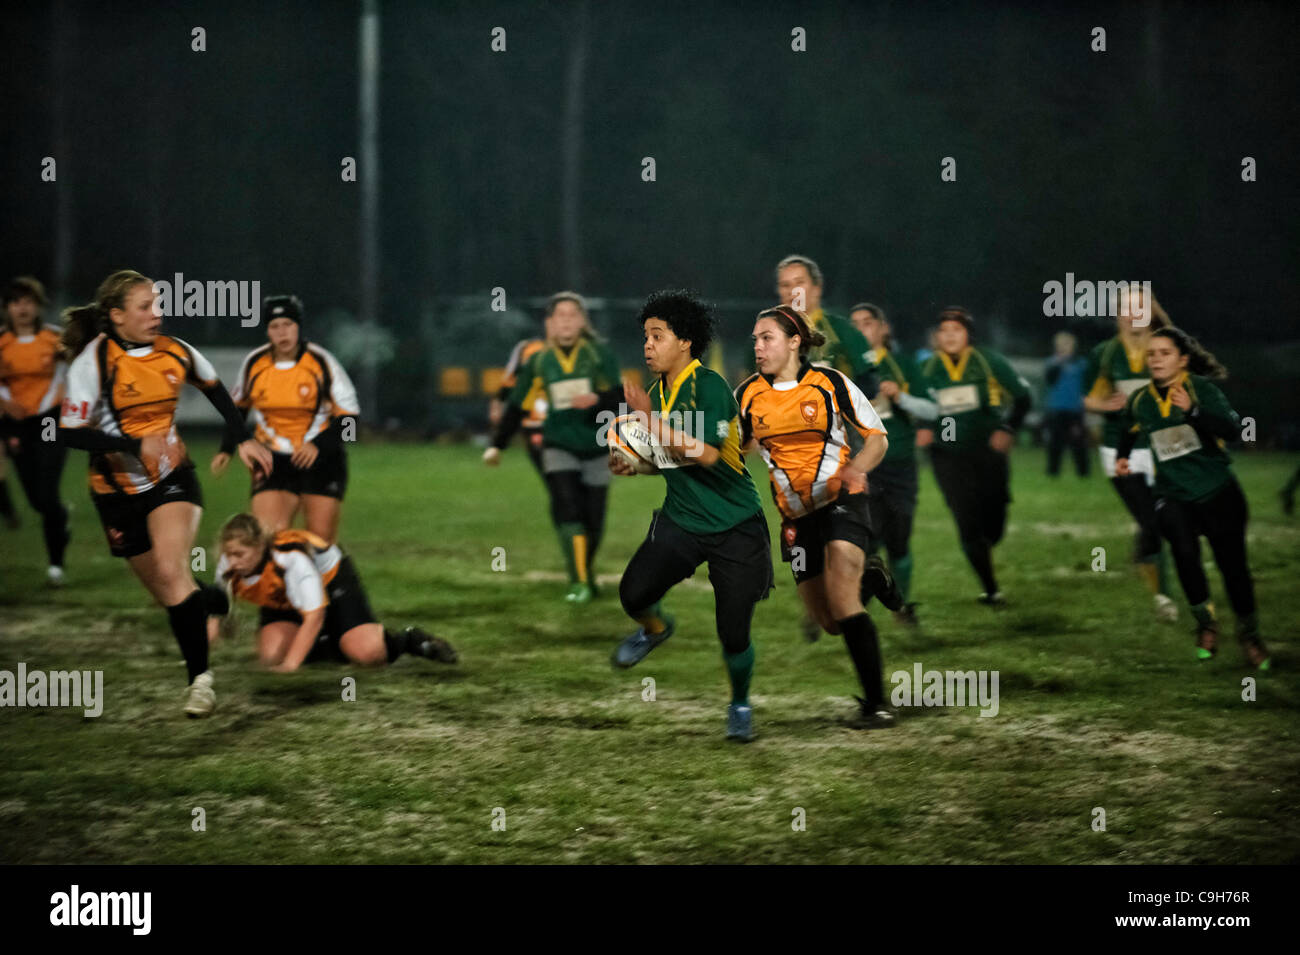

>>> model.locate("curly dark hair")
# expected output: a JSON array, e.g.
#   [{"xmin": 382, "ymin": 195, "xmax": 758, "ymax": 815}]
[{"xmin": 637, "ymin": 289, "xmax": 715, "ymax": 359}]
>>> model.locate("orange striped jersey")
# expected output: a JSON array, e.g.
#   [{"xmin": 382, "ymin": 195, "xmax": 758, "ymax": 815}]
[
  {"xmin": 735, "ymin": 362, "xmax": 886, "ymax": 519},
  {"xmin": 0, "ymin": 327, "xmax": 65, "ymax": 417},
  {"xmin": 217, "ymin": 530, "xmax": 344, "ymax": 613},
  {"xmin": 60, "ymin": 333, "xmax": 220, "ymax": 496},
  {"xmin": 232, "ymin": 342, "xmax": 359, "ymax": 453},
  {"xmin": 503, "ymin": 338, "xmax": 547, "ymax": 428}
]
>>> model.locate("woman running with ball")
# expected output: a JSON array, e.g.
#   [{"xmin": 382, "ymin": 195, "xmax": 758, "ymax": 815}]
[
  {"xmin": 1115, "ymin": 327, "xmax": 1270, "ymax": 668},
  {"xmin": 58, "ymin": 270, "xmax": 273, "ymax": 717},
  {"xmin": 609, "ymin": 290, "xmax": 773, "ymax": 742}
]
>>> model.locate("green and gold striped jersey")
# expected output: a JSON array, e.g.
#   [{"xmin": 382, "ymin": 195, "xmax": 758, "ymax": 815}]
[
  {"xmin": 510, "ymin": 337, "xmax": 620, "ymax": 458},
  {"xmin": 1083, "ymin": 335, "xmax": 1152, "ymax": 448},
  {"xmin": 918, "ymin": 346, "xmax": 1031, "ymax": 452},
  {"xmin": 1119, "ymin": 372, "xmax": 1237, "ymax": 503},
  {"xmin": 647, "ymin": 359, "xmax": 763, "ymax": 535}
]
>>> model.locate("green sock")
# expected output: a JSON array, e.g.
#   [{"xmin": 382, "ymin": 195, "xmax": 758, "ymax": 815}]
[
  {"xmin": 723, "ymin": 644, "xmax": 754, "ymax": 706},
  {"xmin": 555, "ymin": 522, "xmax": 583, "ymax": 584},
  {"xmin": 892, "ymin": 553, "xmax": 914, "ymax": 603},
  {"xmin": 1191, "ymin": 601, "xmax": 1217, "ymax": 629}
]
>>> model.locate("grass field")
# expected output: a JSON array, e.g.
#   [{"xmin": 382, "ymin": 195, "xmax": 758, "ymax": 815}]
[{"xmin": 1, "ymin": 441, "xmax": 1297, "ymax": 864}]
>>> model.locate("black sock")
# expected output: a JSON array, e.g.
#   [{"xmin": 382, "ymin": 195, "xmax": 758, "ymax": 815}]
[
  {"xmin": 43, "ymin": 505, "xmax": 70, "ymax": 566},
  {"xmin": 838, "ymin": 612, "xmax": 883, "ymax": 708},
  {"xmin": 0, "ymin": 480, "xmax": 14, "ymax": 519},
  {"xmin": 195, "ymin": 581, "xmax": 229, "ymax": 617},
  {"xmin": 383, "ymin": 628, "xmax": 406, "ymax": 663},
  {"xmin": 166, "ymin": 589, "xmax": 209, "ymax": 683},
  {"xmin": 962, "ymin": 540, "xmax": 997, "ymax": 594}
]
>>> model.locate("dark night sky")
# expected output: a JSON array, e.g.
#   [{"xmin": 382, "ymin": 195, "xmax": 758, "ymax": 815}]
[{"xmin": 3, "ymin": 0, "xmax": 1298, "ymax": 421}]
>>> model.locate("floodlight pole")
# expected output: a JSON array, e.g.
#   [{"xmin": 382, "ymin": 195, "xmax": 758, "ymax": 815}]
[{"xmin": 358, "ymin": 0, "xmax": 381, "ymax": 420}]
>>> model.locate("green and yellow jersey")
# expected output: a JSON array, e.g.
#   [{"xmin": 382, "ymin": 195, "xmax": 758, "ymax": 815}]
[
  {"xmin": 1084, "ymin": 335, "xmax": 1152, "ymax": 448},
  {"xmin": 867, "ymin": 346, "xmax": 933, "ymax": 466},
  {"xmin": 918, "ymin": 346, "xmax": 1032, "ymax": 452},
  {"xmin": 509, "ymin": 337, "xmax": 620, "ymax": 458},
  {"xmin": 648, "ymin": 359, "xmax": 763, "ymax": 535},
  {"xmin": 1118, "ymin": 373, "xmax": 1238, "ymax": 503},
  {"xmin": 806, "ymin": 309, "xmax": 874, "ymax": 381}
]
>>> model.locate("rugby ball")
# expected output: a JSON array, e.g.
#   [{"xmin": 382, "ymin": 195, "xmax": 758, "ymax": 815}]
[{"xmin": 608, "ymin": 413, "xmax": 660, "ymax": 474}]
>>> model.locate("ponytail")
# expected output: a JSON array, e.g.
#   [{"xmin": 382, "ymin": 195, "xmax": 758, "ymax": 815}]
[
  {"xmin": 59, "ymin": 304, "xmax": 106, "ymax": 359},
  {"xmin": 1152, "ymin": 327, "xmax": 1228, "ymax": 381},
  {"xmin": 60, "ymin": 269, "xmax": 152, "ymax": 359}
]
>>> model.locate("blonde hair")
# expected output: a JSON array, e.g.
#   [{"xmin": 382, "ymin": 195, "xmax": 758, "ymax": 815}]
[
  {"xmin": 218, "ymin": 513, "xmax": 268, "ymax": 558},
  {"xmin": 60, "ymin": 269, "xmax": 152, "ymax": 358}
]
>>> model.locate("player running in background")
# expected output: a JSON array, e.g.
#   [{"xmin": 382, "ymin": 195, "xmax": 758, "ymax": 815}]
[
  {"xmin": 485, "ymin": 292, "xmax": 623, "ymax": 604},
  {"xmin": 774, "ymin": 255, "xmax": 876, "ymax": 393},
  {"xmin": 0, "ymin": 276, "xmax": 71, "ymax": 584},
  {"xmin": 488, "ymin": 332, "xmax": 548, "ymax": 478},
  {"xmin": 1116, "ymin": 328, "xmax": 1270, "ymax": 668},
  {"xmin": 212, "ymin": 295, "xmax": 358, "ymax": 545},
  {"xmin": 737, "ymin": 305, "xmax": 895, "ymax": 727},
  {"xmin": 850, "ymin": 302, "xmax": 939, "ymax": 626},
  {"xmin": 917, "ymin": 307, "xmax": 1031, "ymax": 604},
  {"xmin": 58, "ymin": 270, "xmax": 273, "ymax": 717},
  {"xmin": 774, "ymin": 255, "xmax": 879, "ymax": 639},
  {"xmin": 213, "ymin": 514, "xmax": 457, "ymax": 671},
  {"xmin": 1082, "ymin": 284, "xmax": 1178, "ymax": 622},
  {"xmin": 609, "ymin": 290, "xmax": 773, "ymax": 742}
]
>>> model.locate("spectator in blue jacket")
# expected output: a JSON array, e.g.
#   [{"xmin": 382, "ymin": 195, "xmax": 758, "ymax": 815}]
[{"xmin": 1044, "ymin": 332, "xmax": 1089, "ymax": 477}]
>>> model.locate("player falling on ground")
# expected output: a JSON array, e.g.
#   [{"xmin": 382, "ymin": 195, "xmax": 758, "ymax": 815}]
[
  {"xmin": 489, "ymin": 330, "xmax": 549, "ymax": 479},
  {"xmin": 0, "ymin": 276, "xmax": 71, "ymax": 584},
  {"xmin": 916, "ymin": 307, "xmax": 1031, "ymax": 604},
  {"xmin": 773, "ymin": 254, "xmax": 881, "ymax": 639},
  {"xmin": 212, "ymin": 295, "xmax": 358, "ymax": 545},
  {"xmin": 609, "ymin": 290, "xmax": 774, "ymax": 742},
  {"xmin": 486, "ymin": 292, "xmax": 624, "ymax": 604},
  {"xmin": 850, "ymin": 302, "xmax": 939, "ymax": 626},
  {"xmin": 58, "ymin": 270, "xmax": 273, "ymax": 717},
  {"xmin": 737, "ymin": 305, "xmax": 895, "ymax": 728},
  {"xmin": 1116, "ymin": 327, "xmax": 1270, "ymax": 668},
  {"xmin": 1082, "ymin": 284, "xmax": 1178, "ymax": 622},
  {"xmin": 212, "ymin": 513, "xmax": 457, "ymax": 671}
]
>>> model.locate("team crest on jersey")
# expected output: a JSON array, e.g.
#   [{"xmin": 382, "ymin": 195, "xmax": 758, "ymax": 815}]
[
  {"xmin": 164, "ymin": 371, "xmax": 178, "ymax": 385},
  {"xmin": 120, "ymin": 380, "xmax": 140, "ymax": 397},
  {"xmin": 800, "ymin": 401, "xmax": 818, "ymax": 423},
  {"xmin": 298, "ymin": 383, "xmax": 311, "ymax": 398}
]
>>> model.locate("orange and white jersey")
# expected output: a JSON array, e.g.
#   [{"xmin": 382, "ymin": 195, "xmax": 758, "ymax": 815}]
[
  {"xmin": 60, "ymin": 333, "xmax": 219, "ymax": 495},
  {"xmin": 0, "ymin": 327, "xmax": 66, "ymax": 417},
  {"xmin": 503, "ymin": 337, "xmax": 547, "ymax": 427},
  {"xmin": 232, "ymin": 342, "xmax": 359, "ymax": 453},
  {"xmin": 217, "ymin": 530, "xmax": 344, "ymax": 614},
  {"xmin": 735, "ymin": 363, "xmax": 886, "ymax": 519}
]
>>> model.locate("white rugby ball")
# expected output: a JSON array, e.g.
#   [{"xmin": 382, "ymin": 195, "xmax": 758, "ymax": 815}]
[{"xmin": 608, "ymin": 413, "xmax": 660, "ymax": 474}]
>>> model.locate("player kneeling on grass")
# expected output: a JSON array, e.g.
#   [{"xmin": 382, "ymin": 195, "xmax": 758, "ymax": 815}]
[
  {"xmin": 737, "ymin": 305, "xmax": 896, "ymax": 728},
  {"xmin": 213, "ymin": 514, "xmax": 457, "ymax": 672}
]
